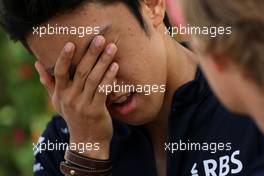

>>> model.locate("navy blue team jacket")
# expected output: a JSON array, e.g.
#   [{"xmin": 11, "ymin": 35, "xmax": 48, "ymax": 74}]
[{"xmin": 33, "ymin": 69, "xmax": 264, "ymax": 176}]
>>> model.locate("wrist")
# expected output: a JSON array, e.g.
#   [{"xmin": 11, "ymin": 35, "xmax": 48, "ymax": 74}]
[
  {"xmin": 61, "ymin": 150, "xmax": 112, "ymax": 176},
  {"xmin": 69, "ymin": 138, "xmax": 111, "ymax": 160}
]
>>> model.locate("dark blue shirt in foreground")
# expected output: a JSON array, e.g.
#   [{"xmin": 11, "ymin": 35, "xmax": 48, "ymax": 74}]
[{"xmin": 33, "ymin": 69, "xmax": 264, "ymax": 176}]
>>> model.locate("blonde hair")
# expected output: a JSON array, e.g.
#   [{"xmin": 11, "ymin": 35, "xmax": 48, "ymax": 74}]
[{"xmin": 182, "ymin": 0, "xmax": 264, "ymax": 88}]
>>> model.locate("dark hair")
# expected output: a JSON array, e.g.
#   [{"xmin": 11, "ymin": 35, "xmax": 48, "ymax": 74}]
[{"xmin": 0, "ymin": 0, "xmax": 171, "ymax": 45}]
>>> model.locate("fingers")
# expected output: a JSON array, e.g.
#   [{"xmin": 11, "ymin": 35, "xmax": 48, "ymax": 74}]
[
  {"xmin": 84, "ymin": 43, "xmax": 118, "ymax": 100},
  {"xmin": 54, "ymin": 42, "xmax": 75, "ymax": 91},
  {"xmin": 71, "ymin": 35, "xmax": 106, "ymax": 94},
  {"xmin": 93, "ymin": 62, "xmax": 119, "ymax": 104},
  {"xmin": 35, "ymin": 61, "xmax": 55, "ymax": 96}
]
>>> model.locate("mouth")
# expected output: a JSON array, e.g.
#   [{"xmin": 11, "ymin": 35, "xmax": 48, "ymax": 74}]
[{"xmin": 109, "ymin": 92, "xmax": 137, "ymax": 116}]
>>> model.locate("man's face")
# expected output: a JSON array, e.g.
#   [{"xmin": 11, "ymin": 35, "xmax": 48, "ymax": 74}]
[
  {"xmin": 191, "ymin": 37, "xmax": 245, "ymax": 114},
  {"xmin": 27, "ymin": 2, "xmax": 168, "ymax": 125}
]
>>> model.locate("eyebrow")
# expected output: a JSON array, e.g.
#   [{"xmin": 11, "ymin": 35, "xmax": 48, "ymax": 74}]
[{"xmin": 46, "ymin": 24, "xmax": 111, "ymax": 77}]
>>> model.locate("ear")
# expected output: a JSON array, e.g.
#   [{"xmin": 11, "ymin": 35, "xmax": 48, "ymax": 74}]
[{"xmin": 143, "ymin": 0, "xmax": 166, "ymax": 27}]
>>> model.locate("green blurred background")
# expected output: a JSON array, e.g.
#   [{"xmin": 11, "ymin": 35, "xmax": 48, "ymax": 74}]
[{"xmin": 0, "ymin": 29, "xmax": 55, "ymax": 176}]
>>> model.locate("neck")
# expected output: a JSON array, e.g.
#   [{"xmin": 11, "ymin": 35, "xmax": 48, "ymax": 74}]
[
  {"xmin": 232, "ymin": 69, "xmax": 264, "ymax": 133},
  {"xmin": 143, "ymin": 34, "xmax": 197, "ymax": 176},
  {"xmin": 145, "ymin": 34, "xmax": 197, "ymax": 146},
  {"xmin": 251, "ymin": 98, "xmax": 264, "ymax": 133},
  {"xmin": 242, "ymin": 84, "xmax": 264, "ymax": 133}
]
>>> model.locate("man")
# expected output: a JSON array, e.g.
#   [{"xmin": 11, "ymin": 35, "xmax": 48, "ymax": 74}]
[
  {"xmin": 1, "ymin": 0, "xmax": 264, "ymax": 175},
  {"xmin": 181, "ymin": 1, "xmax": 264, "ymax": 175},
  {"xmin": 182, "ymin": 0, "xmax": 264, "ymax": 135}
]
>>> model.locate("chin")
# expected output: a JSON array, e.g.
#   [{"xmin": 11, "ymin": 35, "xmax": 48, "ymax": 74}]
[
  {"xmin": 113, "ymin": 111, "xmax": 156, "ymax": 126},
  {"xmin": 109, "ymin": 93, "xmax": 162, "ymax": 126}
]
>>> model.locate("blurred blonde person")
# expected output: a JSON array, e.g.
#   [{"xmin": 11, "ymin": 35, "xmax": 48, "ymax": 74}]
[{"xmin": 182, "ymin": 0, "xmax": 264, "ymax": 132}]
